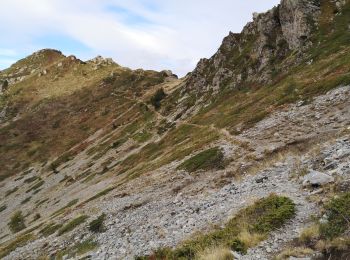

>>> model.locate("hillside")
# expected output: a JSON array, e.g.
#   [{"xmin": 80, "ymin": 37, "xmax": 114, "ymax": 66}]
[{"xmin": 0, "ymin": 0, "xmax": 350, "ymax": 259}]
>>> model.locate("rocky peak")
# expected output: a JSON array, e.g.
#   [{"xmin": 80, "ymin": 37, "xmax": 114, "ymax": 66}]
[
  {"xmin": 184, "ymin": 0, "xmax": 321, "ymax": 96},
  {"xmin": 87, "ymin": 55, "xmax": 118, "ymax": 70},
  {"xmin": 0, "ymin": 49, "xmax": 66, "ymax": 87}
]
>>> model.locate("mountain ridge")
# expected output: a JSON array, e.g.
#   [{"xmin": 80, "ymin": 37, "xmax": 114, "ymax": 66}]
[{"xmin": 0, "ymin": 0, "xmax": 350, "ymax": 259}]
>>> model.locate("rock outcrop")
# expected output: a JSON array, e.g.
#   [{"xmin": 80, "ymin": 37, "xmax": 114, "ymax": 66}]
[{"xmin": 185, "ymin": 0, "xmax": 321, "ymax": 95}]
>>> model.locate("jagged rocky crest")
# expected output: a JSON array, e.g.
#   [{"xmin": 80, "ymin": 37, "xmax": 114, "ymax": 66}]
[{"xmin": 185, "ymin": 0, "xmax": 321, "ymax": 93}]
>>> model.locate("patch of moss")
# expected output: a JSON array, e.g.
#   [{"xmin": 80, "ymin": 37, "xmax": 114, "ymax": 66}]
[
  {"xmin": 177, "ymin": 147, "xmax": 225, "ymax": 173},
  {"xmin": 137, "ymin": 194, "xmax": 295, "ymax": 259},
  {"xmin": 58, "ymin": 215, "xmax": 88, "ymax": 236}
]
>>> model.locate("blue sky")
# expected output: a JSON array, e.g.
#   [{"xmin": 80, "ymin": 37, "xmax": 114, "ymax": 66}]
[{"xmin": 0, "ymin": 0, "xmax": 280, "ymax": 76}]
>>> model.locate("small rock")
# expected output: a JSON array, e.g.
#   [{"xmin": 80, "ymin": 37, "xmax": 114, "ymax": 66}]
[{"xmin": 256, "ymin": 176, "xmax": 268, "ymax": 183}]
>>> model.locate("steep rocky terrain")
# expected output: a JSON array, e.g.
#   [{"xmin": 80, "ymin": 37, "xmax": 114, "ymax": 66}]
[{"xmin": 1, "ymin": 0, "xmax": 350, "ymax": 259}]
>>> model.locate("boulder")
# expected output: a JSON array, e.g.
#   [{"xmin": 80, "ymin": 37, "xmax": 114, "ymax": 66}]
[{"xmin": 302, "ymin": 170, "xmax": 334, "ymax": 187}]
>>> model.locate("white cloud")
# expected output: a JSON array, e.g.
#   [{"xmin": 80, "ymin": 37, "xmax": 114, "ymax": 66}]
[{"xmin": 0, "ymin": 0, "xmax": 280, "ymax": 76}]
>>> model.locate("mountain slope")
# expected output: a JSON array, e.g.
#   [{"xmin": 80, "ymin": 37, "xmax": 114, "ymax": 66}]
[{"xmin": 0, "ymin": 0, "xmax": 350, "ymax": 259}]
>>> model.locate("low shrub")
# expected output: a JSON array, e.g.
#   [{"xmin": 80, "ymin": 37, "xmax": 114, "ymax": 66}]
[
  {"xmin": 320, "ymin": 192, "xmax": 350, "ymax": 239},
  {"xmin": 89, "ymin": 213, "xmax": 106, "ymax": 233},
  {"xmin": 8, "ymin": 211, "xmax": 26, "ymax": 233},
  {"xmin": 0, "ymin": 204, "xmax": 7, "ymax": 212},
  {"xmin": 150, "ymin": 88, "xmax": 166, "ymax": 109}
]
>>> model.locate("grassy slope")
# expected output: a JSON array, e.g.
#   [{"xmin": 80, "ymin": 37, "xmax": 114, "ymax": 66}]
[{"xmin": 0, "ymin": 54, "xmax": 167, "ymax": 180}]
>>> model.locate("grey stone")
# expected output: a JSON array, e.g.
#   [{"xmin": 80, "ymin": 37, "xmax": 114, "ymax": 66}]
[{"xmin": 302, "ymin": 170, "xmax": 334, "ymax": 187}]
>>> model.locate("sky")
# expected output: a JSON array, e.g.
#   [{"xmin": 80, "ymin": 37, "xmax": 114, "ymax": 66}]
[{"xmin": 0, "ymin": 0, "xmax": 280, "ymax": 76}]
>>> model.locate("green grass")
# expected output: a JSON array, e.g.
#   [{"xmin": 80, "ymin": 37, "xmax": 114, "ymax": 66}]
[
  {"xmin": 40, "ymin": 222, "xmax": 63, "ymax": 237},
  {"xmin": 120, "ymin": 124, "xmax": 219, "ymax": 180},
  {"xmin": 0, "ymin": 233, "xmax": 34, "ymax": 258},
  {"xmin": 320, "ymin": 192, "xmax": 350, "ymax": 239},
  {"xmin": 177, "ymin": 147, "xmax": 225, "ymax": 173},
  {"xmin": 0, "ymin": 60, "xmax": 165, "ymax": 181},
  {"xmin": 51, "ymin": 199, "xmax": 79, "ymax": 217},
  {"xmin": 26, "ymin": 179, "xmax": 44, "ymax": 193},
  {"xmin": 58, "ymin": 215, "xmax": 88, "ymax": 236},
  {"xmin": 54, "ymin": 238, "xmax": 98, "ymax": 260},
  {"xmin": 83, "ymin": 186, "xmax": 116, "ymax": 204},
  {"xmin": 137, "ymin": 194, "xmax": 295, "ymax": 259},
  {"xmin": 8, "ymin": 211, "xmax": 26, "ymax": 233},
  {"xmin": 133, "ymin": 130, "xmax": 153, "ymax": 143}
]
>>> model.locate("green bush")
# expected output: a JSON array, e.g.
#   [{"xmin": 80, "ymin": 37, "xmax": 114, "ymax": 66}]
[
  {"xmin": 177, "ymin": 147, "xmax": 225, "ymax": 173},
  {"xmin": 58, "ymin": 215, "xmax": 88, "ymax": 236},
  {"xmin": 89, "ymin": 213, "xmax": 106, "ymax": 233},
  {"xmin": 150, "ymin": 88, "xmax": 166, "ymax": 109},
  {"xmin": 320, "ymin": 192, "xmax": 350, "ymax": 239},
  {"xmin": 8, "ymin": 211, "xmax": 26, "ymax": 233}
]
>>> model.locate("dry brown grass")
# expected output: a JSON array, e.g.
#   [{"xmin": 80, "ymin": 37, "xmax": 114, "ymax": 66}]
[
  {"xmin": 275, "ymin": 247, "xmax": 314, "ymax": 260},
  {"xmin": 299, "ymin": 224, "xmax": 320, "ymax": 244},
  {"xmin": 237, "ymin": 229, "xmax": 265, "ymax": 248},
  {"xmin": 197, "ymin": 246, "xmax": 234, "ymax": 260}
]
